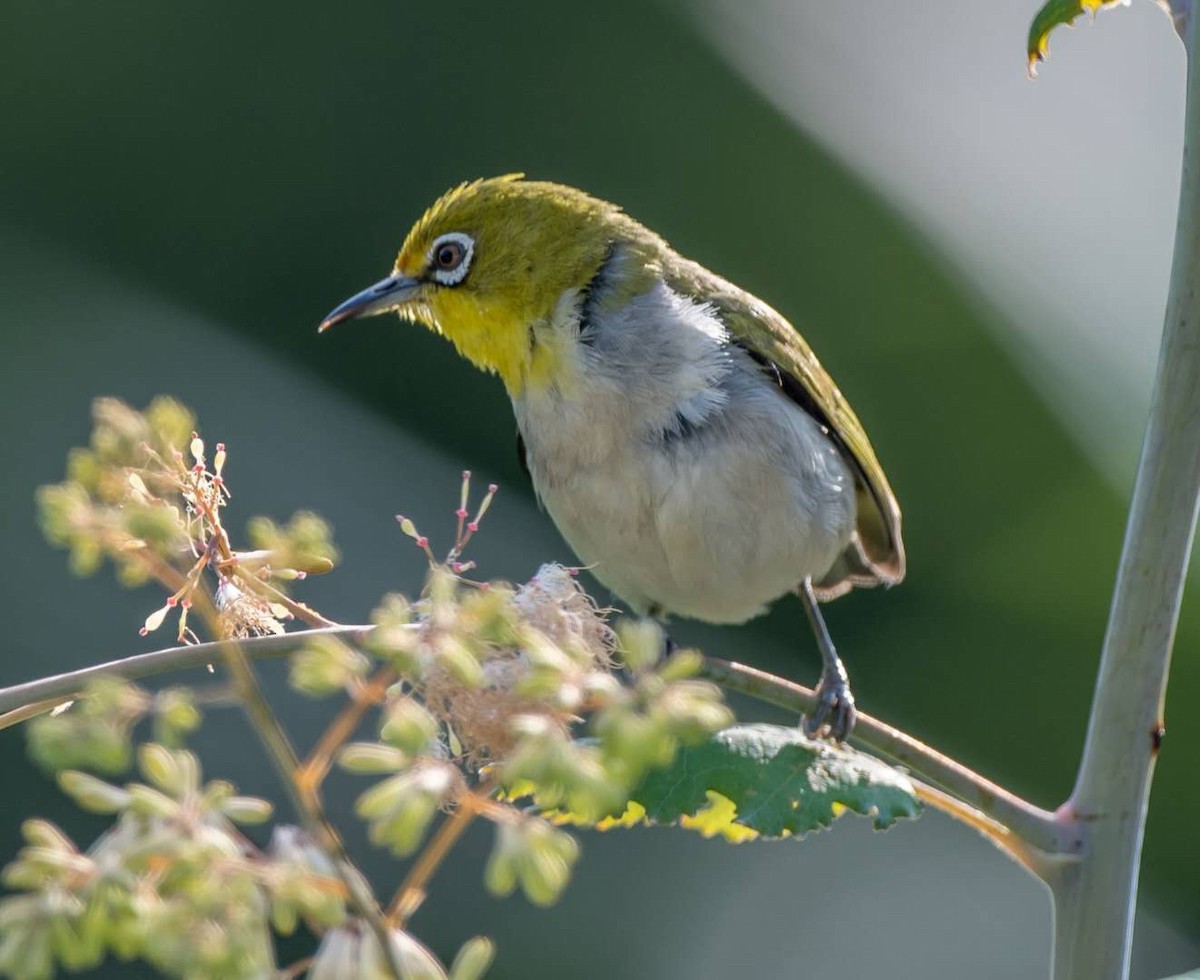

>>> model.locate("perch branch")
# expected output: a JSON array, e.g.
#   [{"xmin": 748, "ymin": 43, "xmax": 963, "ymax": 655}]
[
  {"xmin": 698, "ymin": 657, "xmax": 1076, "ymax": 861},
  {"xmin": 0, "ymin": 626, "xmax": 1078, "ymax": 862}
]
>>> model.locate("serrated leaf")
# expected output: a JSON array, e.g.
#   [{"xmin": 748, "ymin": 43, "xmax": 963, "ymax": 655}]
[
  {"xmin": 1027, "ymin": 0, "xmax": 1185, "ymax": 77},
  {"xmin": 624, "ymin": 723, "xmax": 921, "ymax": 839}
]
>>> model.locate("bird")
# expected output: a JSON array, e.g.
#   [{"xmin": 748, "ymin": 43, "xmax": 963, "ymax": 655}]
[{"xmin": 319, "ymin": 175, "xmax": 905, "ymax": 740}]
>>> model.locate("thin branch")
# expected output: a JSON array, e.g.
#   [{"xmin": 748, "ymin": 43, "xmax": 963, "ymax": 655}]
[
  {"xmin": 0, "ymin": 625, "xmax": 1080, "ymax": 863},
  {"xmin": 1050, "ymin": 13, "xmax": 1200, "ymax": 977},
  {"xmin": 296, "ymin": 665, "xmax": 397, "ymax": 797},
  {"xmin": 0, "ymin": 625, "xmax": 371, "ymax": 722},
  {"xmin": 698, "ymin": 657, "xmax": 1078, "ymax": 859},
  {"xmin": 0, "ymin": 620, "xmax": 404, "ymax": 977},
  {"xmin": 232, "ymin": 567, "xmax": 339, "ymax": 629},
  {"xmin": 189, "ymin": 605, "xmax": 403, "ymax": 980},
  {"xmin": 0, "ymin": 697, "xmax": 74, "ymax": 731},
  {"xmin": 912, "ymin": 783, "xmax": 1041, "ymax": 873},
  {"xmin": 388, "ymin": 783, "xmax": 492, "ymax": 926}
]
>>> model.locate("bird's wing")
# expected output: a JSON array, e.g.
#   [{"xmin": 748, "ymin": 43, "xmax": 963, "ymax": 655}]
[{"xmin": 665, "ymin": 259, "xmax": 905, "ymax": 588}]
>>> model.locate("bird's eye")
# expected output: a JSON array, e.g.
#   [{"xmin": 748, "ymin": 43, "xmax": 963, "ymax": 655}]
[
  {"xmin": 428, "ymin": 232, "xmax": 475, "ymax": 286},
  {"xmin": 436, "ymin": 241, "xmax": 463, "ymax": 270}
]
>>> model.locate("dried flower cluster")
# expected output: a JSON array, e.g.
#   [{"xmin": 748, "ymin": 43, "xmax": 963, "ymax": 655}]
[{"xmin": 37, "ymin": 397, "xmax": 337, "ymax": 643}]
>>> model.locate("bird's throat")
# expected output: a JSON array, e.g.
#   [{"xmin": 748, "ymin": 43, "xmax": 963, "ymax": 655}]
[{"xmin": 425, "ymin": 295, "xmax": 564, "ymax": 396}]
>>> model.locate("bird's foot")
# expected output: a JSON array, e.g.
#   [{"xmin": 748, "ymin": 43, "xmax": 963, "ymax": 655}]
[{"xmin": 803, "ymin": 664, "xmax": 857, "ymax": 742}]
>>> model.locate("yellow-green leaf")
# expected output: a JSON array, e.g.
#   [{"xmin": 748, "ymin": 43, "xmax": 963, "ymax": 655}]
[
  {"xmin": 626, "ymin": 723, "xmax": 921, "ymax": 839},
  {"xmin": 1027, "ymin": 0, "xmax": 1143, "ymax": 77}
]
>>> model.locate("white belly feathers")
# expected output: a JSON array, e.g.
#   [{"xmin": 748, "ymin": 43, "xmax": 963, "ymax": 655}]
[{"xmin": 513, "ymin": 281, "xmax": 856, "ymax": 625}]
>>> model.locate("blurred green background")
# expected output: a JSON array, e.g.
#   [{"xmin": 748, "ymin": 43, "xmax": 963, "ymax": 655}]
[{"xmin": 2, "ymin": 1, "xmax": 1197, "ymax": 977}]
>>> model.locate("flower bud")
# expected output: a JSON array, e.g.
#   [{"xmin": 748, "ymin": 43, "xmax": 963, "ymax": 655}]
[
  {"xmin": 219, "ymin": 795, "xmax": 274, "ymax": 825},
  {"xmin": 380, "ymin": 696, "xmax": 439, "ymax": 755},
  {"xmin": 450, "ymin": 937, "xmax": 495, "ymax": 980},
  {"xmin": 616, "ymin": 619, "xmax": 665, "ymax": 674},
  {"xmin": 355, "ymin": 765, "xmax": 458, "ymax": 857},
  {"xmin": 56, "ymin": 771, "xmax": 131, "ymax": 814},
  {"xmin": 337, "ymin": 743, "xmax": 408, "ymax": 775}
]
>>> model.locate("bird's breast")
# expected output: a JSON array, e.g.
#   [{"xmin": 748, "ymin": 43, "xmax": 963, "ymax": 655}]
[{"xmin": 511, "ymin": 282, "xmax": 857, "ymax": 624}]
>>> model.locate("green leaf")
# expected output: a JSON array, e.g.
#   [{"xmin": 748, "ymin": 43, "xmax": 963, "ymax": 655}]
[
  {"xmin": 1027, "ymin": 0, "xmax": 1174, "ymax": 77},
  {"xmin": 624, "ymin": 723, "xmax": 921, "ymax": 839}
]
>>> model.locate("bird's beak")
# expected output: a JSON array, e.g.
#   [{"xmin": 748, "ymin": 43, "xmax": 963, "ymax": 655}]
[{"xmin": 318, "ymin": 274, "xmax": 421, "ymax": 332}]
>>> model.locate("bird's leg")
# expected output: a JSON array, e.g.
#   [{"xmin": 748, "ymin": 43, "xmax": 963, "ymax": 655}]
[
  {"xmin": 798, "ymin": 579, "xmax": 857, "ymax": 741},
  {"xmin": 647, "ymin": 603, "xmax": 679, "ymax": 659}
]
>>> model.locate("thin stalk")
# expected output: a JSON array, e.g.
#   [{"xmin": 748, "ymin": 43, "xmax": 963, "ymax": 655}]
[
  {"xmin": 0, "ymin": 625, "xmax": 370, "ymax": 723},
  {"xmin": 699, "ymin": 657, "xmax": 1076, "ymax": 860},
  {"xmin": 1049, "ymin": 16, "xmax": 1200, "ymax": 978},
  {"xmin": 0, "ymin": 627, "xmax": 1076, "ymax": 858},
  {"xmin": 296, "ymin": 665, "xmax": 397, "ymax": 796},
  {"xmin": 388, "ymin": 782, "xmax": 494, "ymax": 926},
  {"xmin": 190, "ymin": 603, "xmax": 404, "ymax": 980}
]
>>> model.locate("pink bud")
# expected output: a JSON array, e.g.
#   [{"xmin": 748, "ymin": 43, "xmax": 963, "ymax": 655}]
[
  {"xmin": 455, "ymin": 508, "xmax": 468, "ymax": 519},
  {"xmin": 467, "ymin": 522, "xmax": 479, "ymax": 533},
  {"xmin": 415, "ymin": 536, "xmax": 428, "ymax": 549}
]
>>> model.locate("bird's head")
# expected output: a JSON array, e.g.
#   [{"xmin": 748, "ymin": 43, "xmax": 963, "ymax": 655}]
[{"xmin": 320, "ymin": 175, "xmax": 645, "ymax": 394}]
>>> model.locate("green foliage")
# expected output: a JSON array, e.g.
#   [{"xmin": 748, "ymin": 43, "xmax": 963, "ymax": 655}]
[
  {"xmin": 27, "ymin": 678, "xmax": 146, "ymax": 775},
  {"xmin": 1026, "ymin": 0, "xmax": 1173, "ymax": 75},
  {"xmin": 625, "ymin": 723, "xmax": 921, "ymax": 839},
  {"xmin": 309, "ymin": 925, "xmax": 492, "ymax": 980},
  {"xmin": 6, "ymin": 397, "xmax": 924, "ymax": 979},
  {"xmin": 484, "ymin": 817, "xmax": 579, "ymax": 907},
  {"xmin": 246, "ymin": 510, "xmax": 339, "ymax": 576},
  {"xmin": 0, "ymin": 750, "xmax": 299, "ymax": 980},
  {"xmin": 356, "ymin": 764, "xmax": 462, "ymax": 857},
  {"xmin": 290, "ymin": 634, "xmax": 371, "ymax": 696}
]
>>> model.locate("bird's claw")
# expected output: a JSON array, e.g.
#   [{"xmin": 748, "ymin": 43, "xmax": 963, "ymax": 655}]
[{"xmin": 803, "ymin": 667, "xmax": 857, "ymax": 742}]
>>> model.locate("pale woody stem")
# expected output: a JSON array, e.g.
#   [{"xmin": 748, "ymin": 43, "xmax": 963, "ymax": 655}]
[
  {"xmin": 0, "ymin": 625, "xmax": 1074, "ymax": 860},
  {"xmin": 1048, "ymin": 12, "xmax": 1200, "ymax": 976}
]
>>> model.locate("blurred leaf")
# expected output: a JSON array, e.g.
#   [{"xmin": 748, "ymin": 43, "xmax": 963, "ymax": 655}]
[
  {"xmin": 1027, "ymin": 0, "xmax": 1183, "ymax": 76},
  {"xmin": 624, "ymin": 724, "xmax": 921, "ymax": 839}
]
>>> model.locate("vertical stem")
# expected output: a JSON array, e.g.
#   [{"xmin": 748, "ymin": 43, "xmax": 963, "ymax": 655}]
[{"xmin": 1050, "ymin": 20, "xmax": 1200, "ymax": 978}]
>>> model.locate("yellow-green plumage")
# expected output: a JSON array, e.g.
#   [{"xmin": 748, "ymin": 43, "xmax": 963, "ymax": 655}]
[
  {"xmin": 321, "ymin": 175, "xmax": 906, "ymax": 738},
  {"xmin": 385, "ymin": 175, "xmax": 903, "ymax": 591}
]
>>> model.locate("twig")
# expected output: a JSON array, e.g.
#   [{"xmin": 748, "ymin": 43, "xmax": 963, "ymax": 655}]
[
  {"xmin": 912, "ymin": 783, "xmax": 1041, "ymax": 873},
  {"xmin": 387, "ymin": 783, "xmax": 493, "ymax": 926},
  {"xmin": 233, "ymin": 567, "xmax": 339, "ymax": 629},
  {"xmin": 0, "ymin": 625, "xmax": 371, "ymax": 722},
  {"xmin": 0, "ymin": 627, "xmax": 1079, "ymax": 862},
  {"xmin": 296, "ymin": 665, "xmax": 397, "ymax": 797},
  {"xmin": 0, "ymin": 697, "xmax": 75, "ymax": 731},
  {"xmin": 697, "ymin": 657, "xmax": 1077, "ymax": 859},
  {"xmin": 187, "ymin": 600, "xmax": 404, "ymax": 980},
  {"xmin": 1049, "ymin": 12, "xmax": 1200, "ymax": 977}
]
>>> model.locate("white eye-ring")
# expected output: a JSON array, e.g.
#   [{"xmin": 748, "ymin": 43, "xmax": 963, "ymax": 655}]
[{"xmin": 429, "ymin": 232, "xmax": 474, "ymax": 286}]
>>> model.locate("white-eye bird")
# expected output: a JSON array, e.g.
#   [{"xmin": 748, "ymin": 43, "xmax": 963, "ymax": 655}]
[{"xmin": 320, "ymin": 175, "xmax": 905, "ymax": 739}]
